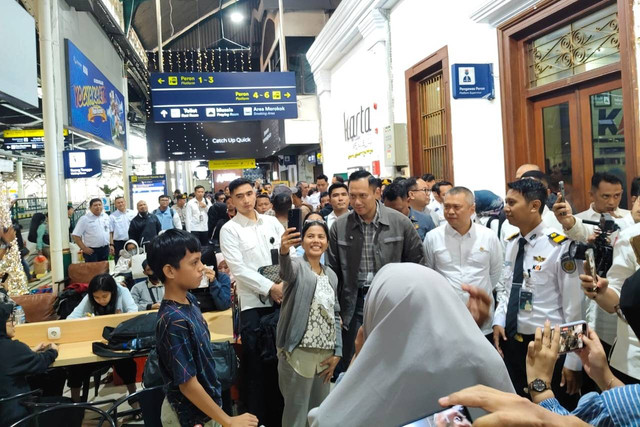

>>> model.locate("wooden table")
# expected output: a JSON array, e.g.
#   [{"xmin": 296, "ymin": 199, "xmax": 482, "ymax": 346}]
[{"xmin": 13, "ymin": 309, "xmax": 234, "ymax": 367}]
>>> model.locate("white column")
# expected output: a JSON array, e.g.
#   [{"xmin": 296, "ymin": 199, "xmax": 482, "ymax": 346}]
[
  {"xmin": 122, "ymin": 74, "xmax": 132, "ymax": 207},
  {"xmin": 278, "ymin": 0, "xmax": 288, "ymax": 72},
  {"xmin": 16, "ymin": 160, "xmax": 24, "ymax": 198},
  {"xmin": 38, "ymin": 0, "xmax": 65, "ymax": 283}
]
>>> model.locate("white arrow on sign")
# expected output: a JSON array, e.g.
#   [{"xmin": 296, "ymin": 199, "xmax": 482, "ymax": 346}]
[{"xmin": 160, "ymin": 110, "xmax": 168, "ymax": 118}]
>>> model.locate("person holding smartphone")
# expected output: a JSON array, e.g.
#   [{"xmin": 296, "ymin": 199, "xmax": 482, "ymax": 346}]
[{"xmin": 277, "ymin": 220, "xmax": 341, "ymax": 427}]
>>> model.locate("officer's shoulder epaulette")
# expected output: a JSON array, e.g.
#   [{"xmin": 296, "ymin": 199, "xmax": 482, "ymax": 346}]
[
  {"xmin": 548, "ymin": 232, "xmax": 568, "ymax": 244},
  {"xmin": 507, "ymin": 232, "xmax": 519, "ymax": 241}
]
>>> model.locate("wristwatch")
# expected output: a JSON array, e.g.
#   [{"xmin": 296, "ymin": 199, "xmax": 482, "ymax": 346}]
[{"xmin": 527, "ymin": 378, "xmax": 551, "ymax": 393}]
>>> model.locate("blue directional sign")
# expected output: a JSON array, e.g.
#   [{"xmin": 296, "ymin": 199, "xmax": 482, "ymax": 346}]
[
  {"xmin": 63, "ymin": 149, "xmax": 102, "ymax": 179},
  {"xmin": 150, "ymin": 72, "xmax": 298, "ymax": 123},
  {"xmin": 451, "ymin": 63, "xmax": 495, "ymax": 100}
]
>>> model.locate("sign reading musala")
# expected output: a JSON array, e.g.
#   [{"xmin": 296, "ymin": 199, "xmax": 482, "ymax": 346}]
[{"xmin": 344, "ymin": 105, "xmax": 371, "ymax": 141}]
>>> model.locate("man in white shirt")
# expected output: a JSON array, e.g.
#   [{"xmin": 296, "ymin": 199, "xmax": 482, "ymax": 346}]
[
  {"xmin": 172, "ymin": 194, "xmax": 187, "ymax": 229},
  {"xmin": 185, "ymin": 185, "xmax": 212, "ymax": 246},
  {"xmin": 553, "ymin": 172, "xmax": 634, "ymax": 351},
  {"xmin": 72, "ymin": 198, "xmax": 111, "ymax": 262},
  {"xmin": 579, "ymin": 194, "xmax": 640, "ymax": 384},
  {"xmin": 308, "ymin": 174, "xmax": 329, "ymax": 210},
  {"xmin": 220, "ymin": 178, "xmax": 291, "ymax": 426},
  {"xmin": 493, "ymin": 179, "xmax": 583, "ymax": 407},
  {"xmin": 427, "ymin": 180, "xmax": 452, "ymax": 226},
  {"xmin": 424, "ymin": 187, "xmax": 503, "ymax": 339},
  {"xmin": 109, "ymin": 196, "xmax": 136, "ymax": 263},
  {"xmin": 326, "ymin": 182, "xmax": 349, "ymax": 230}
]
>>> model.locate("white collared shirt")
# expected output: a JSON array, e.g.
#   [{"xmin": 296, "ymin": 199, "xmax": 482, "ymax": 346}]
[
  {"xmin": 109, "ymin": 209, "xmax": 136, "ymax": 241},
  {"xmin": 606, "ymin": 222, "xmax": 640, "ymax": 379},
  {"xmin": 185, "ymin": 198, "xmax": 211, "ymax": 232},
  {"xmin": 427, "ymin": 199, "xmax": 444, "ymax": 224},
  {"xmin": 494, "ymin": 222, "xmax": 583, "ymax": 370},
  {"xmin": 72, "ymin": 211, "xmax": 111, "ymax": 248},
  {"xmin": 220, "ymin": 210, "xmax": 292, "ymax": 311},
  {"xmin": 424, "ymin": 223, "xmax": 503, "ymax": 335},
  {"xmin": 566, "ymin": 204, "xmax": 634, "ymax": 344},
  {"xmin": 326, "ymin": 210, "xmax": 348, "ymax": 231},
  {"xmin": 500, "ymin": 206, "xmax": 563, "ymax": 248}
]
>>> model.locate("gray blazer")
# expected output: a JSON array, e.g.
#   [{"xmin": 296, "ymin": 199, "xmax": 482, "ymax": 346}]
[{"xmin": 276, "ymin": 253, "xmax": 342, "ymax": 357}]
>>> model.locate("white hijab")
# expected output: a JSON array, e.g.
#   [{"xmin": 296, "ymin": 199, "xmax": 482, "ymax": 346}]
[{"xmin": 308, "ymin": 263, "xmax": 514, "ymax": 426}]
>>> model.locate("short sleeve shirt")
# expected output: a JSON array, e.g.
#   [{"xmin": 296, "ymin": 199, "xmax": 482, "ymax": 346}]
[{"xmin": 156, "ymin": 292, "xmax": 221, "ymax": 426}]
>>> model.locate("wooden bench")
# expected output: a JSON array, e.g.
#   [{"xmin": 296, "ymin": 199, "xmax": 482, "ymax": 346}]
[{"xmin": 13, "ymin": 309, "xmax": 234, "ymax": 367}]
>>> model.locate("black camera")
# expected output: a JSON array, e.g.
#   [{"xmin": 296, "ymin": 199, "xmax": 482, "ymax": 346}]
[{"xmin": 568, "ymin": 213, "xmax": 620, "ymax": 277}]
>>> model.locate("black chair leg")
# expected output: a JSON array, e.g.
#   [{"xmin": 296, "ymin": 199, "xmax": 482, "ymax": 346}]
[
  {"xmin": 81, "ymin": 376, "xmax": 90, "ymax": 403},
  {"xmin": 94, "ymin": 373, "xmax": 101, "ymax": 398}
]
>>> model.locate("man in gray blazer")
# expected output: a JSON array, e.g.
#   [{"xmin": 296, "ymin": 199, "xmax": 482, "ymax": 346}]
[{"xmin": 327, "ymin": 170, "xmax": 426, "ymax": 373}]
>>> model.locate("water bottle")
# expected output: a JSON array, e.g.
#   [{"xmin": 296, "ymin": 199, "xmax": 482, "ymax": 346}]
[{"xmin": 14, "ymin": 306, "xmax": 26, "ymax": 325}]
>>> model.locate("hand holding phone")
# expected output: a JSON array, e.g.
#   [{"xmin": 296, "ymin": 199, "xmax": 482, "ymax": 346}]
[
  {"xmin": 287, "ymin": 208, "xmax": 303, "ymax": 235},
  {"xmin": 401, "ymin": 405, "xmax": 472, "ymax": 426},
  {"xmin": 584, "ymin": 248, "xmax": 596, "ymax": 278},
  {"xmin": 555, "ymin": 321, "xmax": 587, "ymax": 355},
  {"xmin": 559, "ymin": 181, "xmax": 565, "ymax": 201}
]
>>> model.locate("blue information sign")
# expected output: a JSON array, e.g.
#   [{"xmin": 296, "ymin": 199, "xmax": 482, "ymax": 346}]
[
  {"xmin": 451, "ymin": 64, "xmax": 494, "ymax": 100},
  {"xmin": 150, "ymin": 72, "xmax": 298, "ymax": 123},
  {"xmin": 63, "ymin": 149, "xmax": 102, "ymax": 179},
  {"xmin": 66, "ymin": 39, "xmax": 127, "ymax": 149}
]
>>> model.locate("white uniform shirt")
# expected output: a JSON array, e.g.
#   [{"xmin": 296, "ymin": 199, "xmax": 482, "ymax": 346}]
[
  {"xmin": 185, "ymin": 198, "xmax": 211, "ymax": 232},
  {"xmin": 424, "ymin": 223, "xmax": 503, "ymax": 335},
  {"xmin": 427, "ymin": 199, "xmax": 444, "ymax": 225},
  {"xmin": 72, "ymin": 212, "xmax": 111, "ymax": 248},
  {"xmin": 109, "ymin": 209, "xmax": 136, "ymax": 241},
  {"xmin": 493, "ymin": 222, "xmax": 583, "ymax": 370},
  {"xmin": 607, "ymin": 222, "xmax": 640, "ymax": 379},
  {"xmin": 326, "ymin": 210, "xmax": 348, "ymax": 231},
  {"xmin": 173, "ymin": 205, "xmax": 186, "ymax": 227},
  {"xmin": 566, "ymin": 205, "xmax": 634, "ymax": 345},
  {"xmin": 220, "ymin": 211, "xmax": 293, "ymax": 311},
  {"xmin": 500, "ymin": 206, "xmax": 563, "ymax": 248}
]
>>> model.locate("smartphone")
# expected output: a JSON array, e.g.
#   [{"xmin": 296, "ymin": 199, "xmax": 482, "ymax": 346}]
[
  {"xmin": 555, "ymin": 320, "xmax": 587, "ymax": 355},
  {"xmin": 401, "ymin": 405, "xmax": 472, "ymax": 427},
  {"xmin": 288, "ymin": 208, "xmax": 303, "ymax": 234},
  {"xmin": 585, "ymin": 248, "xmax": 596, "ymax": 278},
  {"xmin": 559, "ymin": 180, "xmax": 566, "ymax": 201}
]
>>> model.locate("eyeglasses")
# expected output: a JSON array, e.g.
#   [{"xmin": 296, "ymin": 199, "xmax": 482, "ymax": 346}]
[
  {"xmin": 304, "ymin": 219, "xmax": 326, "ymax": 225},
  {"xmin": 409, "ymin": 188, "xmax": 430, "ymax": 194}
]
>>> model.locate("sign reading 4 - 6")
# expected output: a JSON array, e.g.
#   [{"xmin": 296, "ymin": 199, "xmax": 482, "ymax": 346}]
[{"xmin": 150, "ymin": 72, "xmax": 298, "ymax": 123}]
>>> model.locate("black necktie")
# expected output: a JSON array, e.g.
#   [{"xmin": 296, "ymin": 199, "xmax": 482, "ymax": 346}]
[{"xmin": 506, "ymin": 237, "xmax": 527, "ymax": 338}]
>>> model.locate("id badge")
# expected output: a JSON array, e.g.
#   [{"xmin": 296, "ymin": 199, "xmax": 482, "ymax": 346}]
[{"xmin": 519, "ymin": 289, "xmax": 533, "ymax": 312}]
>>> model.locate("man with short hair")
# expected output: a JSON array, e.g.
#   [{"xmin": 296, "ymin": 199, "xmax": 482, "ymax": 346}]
[
  {"xmin": 383, "ymin": 182, "xmax": 435, "ymax": 240},
  {"xmin": 220, "ymin": 178, "xmax": 291, "ymax": 426},
  {"xmin": 318, "ymin": 192, "xmax": 330, "ymax": 211},
  {"xmin": 428, "ymin": 180, "xmax": 453, "ymax": 225},
  {"xmin": 326, "ymin": 183, "xmax": 349, "ymax": 230},
  {"xmin": 128, "ymin": 200, "xmax": 162, "ymax": 246},
  {"xmin": 424, "ymin": 187, "xmax": 502, "ymax": 338},
  {"xmin": 553, "ymin": 172, "xmax": 634, "ymax": 354},
  {"xmin": 109, "ymin": 196, "xmax": 136, "ymax": 262},
  {"xmin": 185, "ymin": 185, "xmax": 212, "ymax": 246},
  {"xmin": 292, "ymin": 186, "xmax": 312, "ymax": 219},
  {"xmin": 72, "ymin": 198, "xmax": 111, "ymax": 262},
  {"xmin": 307, "ymin": 175, "xmax": 328, "ymax": 210},
  {"xmin": 328, "ymin": 170, "xmax": 425, "ymax": 373},
  {"xmin": 263, "ymin": 182, "xmax": 273, "ymax": 197},
  {"xmin": 153, "ymin": 195, "xmax": 182, "ymax": 231},
  {"xmin": 173, "ymin": 194, "xmax": 187, "ymax": 229},
  {"xmin": 422, "ymin": 173, "xmax": 436, "ymax": 204},
  {"xmin": 255, "ymin": 193, "xmax": 272, "ymax": 215},
  {"xmin": 406, "ymin": 177, "xmax": 431, "ymax": 213},
  {"xmin": 493, "ymin": 179, "xmax": 582, "ymax": 407}
]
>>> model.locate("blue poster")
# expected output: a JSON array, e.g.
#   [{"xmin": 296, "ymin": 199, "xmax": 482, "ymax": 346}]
[
  {"xmin": 150, "ymin": 72, "xmax": 298, "ymax": 123},
  {"xmin": 66, "ymin": 39, "xmax": 127, "ymax": 149},
  {"xmin": 63, "ymin": 149, "xmax": 102, "ymax": 179},
  {"xmin": 451, "ymin": 64, "xmax": 495, "ymax": 100}
]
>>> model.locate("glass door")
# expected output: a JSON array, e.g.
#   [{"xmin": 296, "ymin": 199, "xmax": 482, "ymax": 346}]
[
  {"xmin": 579, "ymin": 81, "xmax": 627, "ymax": 208},
  {"xmin": 533, "ymin": 94, "xmax": 586, "ymax": 210}
]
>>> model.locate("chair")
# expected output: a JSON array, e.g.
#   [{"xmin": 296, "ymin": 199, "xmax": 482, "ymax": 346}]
[
  {"xmin": 81, "ymin": 365, "xmax": 112, "ymax": 402},
  {"xmin": 9, "ymin": 403, "xmax": 116, "ymax": 427},
  {"xmin": 104, "ymin": 385, "xmax": 165, "ymax": 427},
  {"xmin": 0, "ymin": 389, "xmax": 42, "ymax": 425}
]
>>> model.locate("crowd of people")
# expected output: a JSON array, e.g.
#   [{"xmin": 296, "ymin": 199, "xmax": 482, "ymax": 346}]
[{"xmin": 2, "ymin": 164, "xmax": 640, "ymax": 426}]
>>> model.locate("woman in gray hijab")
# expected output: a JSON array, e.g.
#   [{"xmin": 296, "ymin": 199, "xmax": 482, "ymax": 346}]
[{"xmin": 308, "ymin": 263, "xmax": 514, "ymax": 426}]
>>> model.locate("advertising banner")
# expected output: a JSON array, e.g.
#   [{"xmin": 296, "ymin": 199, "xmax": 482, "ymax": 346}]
[{"xmin": 66, "ymin": 39, "xmax": 127, "ymax": 149}]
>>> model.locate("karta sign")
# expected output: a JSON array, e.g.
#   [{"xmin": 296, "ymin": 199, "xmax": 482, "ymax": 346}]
[
  {"xmin": 343, "ymin": 102, "xmax": 378, "ymax": 160},
  {"xmin": 66, "ymin": 39, "xmax": 127, "ymax": 148},
  {"xmin": 451, "ymin": 63, "xmax": 495, "ymax": 100},
  {"xmin": 150, "ymin": 72, "xmax": 298, "ymax": 123}
]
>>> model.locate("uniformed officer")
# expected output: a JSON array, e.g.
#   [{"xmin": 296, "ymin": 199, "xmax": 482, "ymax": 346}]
[{"xmin": 492, "ymin": 179, "xmax": 583, "ymax": 407}]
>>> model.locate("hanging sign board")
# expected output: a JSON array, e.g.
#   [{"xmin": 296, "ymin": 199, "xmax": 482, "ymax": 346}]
[
  {"xmin": 2, "ymin": 129, "xmax": 70, "ymax": 151},
  {"xmin": 66, "ymin": 39, "xmax": 127, "ymax": 149},
  {"xmin": 129, "ymin": 175, "xmax": 167, "ymax": 212},
  {"xmin": 451, "ymin": 64, "xmax": 495, "ymax": 100},
  {"xmin": 208, "ymin": 158, "xmax": 256, "ymax": 170},
  {"xmin": 149, "ymin": 72, "xmax": 298, "ymax": 123},
  {"xmin": 63, "ymin": 149, "xmax": 102, "ymax": 178}
]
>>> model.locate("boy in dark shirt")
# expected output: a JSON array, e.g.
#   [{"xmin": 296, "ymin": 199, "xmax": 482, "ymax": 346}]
[{"xmin": 149, "ymin": 229, "xmax": 257, "ymax": 427}]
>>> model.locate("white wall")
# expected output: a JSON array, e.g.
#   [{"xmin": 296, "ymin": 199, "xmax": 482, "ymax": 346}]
[
  {"xmin": 319, "ymin": 38, "xmax": 393, "ymax": 179},
  {"xmin": 390, "ymin": 0, "xmax": 507, "ymax": 195}
]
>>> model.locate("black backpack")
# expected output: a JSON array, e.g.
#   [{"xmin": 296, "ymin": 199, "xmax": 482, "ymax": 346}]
[
  {"xmin": 257, "ymin": 308, "xmax": 280, "ymax": 363},
  {"xmin": 92, "ymin": 313, "xmax": 157, "ymax": 358},
  {"xmin": 55, "ymin": 288, "xmax": 87, "ymax": 320}
]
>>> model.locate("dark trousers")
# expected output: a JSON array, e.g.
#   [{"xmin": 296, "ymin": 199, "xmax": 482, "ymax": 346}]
[
  {"xmin": 335, "ymin": 288, "xmax": 366, "ymax": 377},
  {"xmin": 191, "ymin": 231, "xmax": 209, "ymax": 247},
  {"xmin": 240, "ymin": 307, "xmax": 283, "ymax": 427},
  {"xmin": 67, "ymin": 358, "xmax": 137, "ymax": 390},
  {"xmin": 113, "ymin": 240, "xmax": 127, "ymax": 263},
  {"xmin": 503, "ymin": 334, "xmax": 579, "ymax": 410},
  {"xmin": 84, "ymin": 245, "xmax": 109, "ymax": 262}
]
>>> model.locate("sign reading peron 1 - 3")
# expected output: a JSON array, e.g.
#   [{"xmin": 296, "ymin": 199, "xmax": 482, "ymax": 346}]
[{"xmin": 150, "ymin": 72, "xmax": 298, "ymax": 123}]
